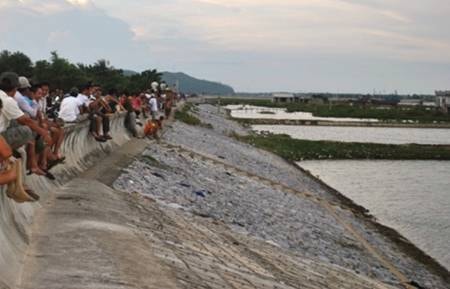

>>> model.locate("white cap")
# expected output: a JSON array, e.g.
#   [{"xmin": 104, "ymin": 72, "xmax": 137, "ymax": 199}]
[
  {"xmin": 18, "ymin": 76, "xmax": 31, "ymax": 89},
  {"xmin": 151, "ymin": 81, "xmax": 159, "ymax": 89}
]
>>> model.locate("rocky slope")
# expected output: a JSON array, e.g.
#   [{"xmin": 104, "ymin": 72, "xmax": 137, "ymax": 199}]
[
  {"xmin": 113, "ymin": 104, "xmax": 449, "ymax": 289},
  {"xmin": 8, "ymin": 104, "xmax": 449, "ymax": 289}
]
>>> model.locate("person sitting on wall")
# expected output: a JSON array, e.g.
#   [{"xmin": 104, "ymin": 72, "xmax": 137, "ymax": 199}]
[
  {"xmin": 123, "ymin": 92, "xmax": 138, "ymax": 137},
  {"xmin": 58, "ymin": 87, "xmax": 88, "ymax": 123},
  {"xmin": 14, "ymin": 78, "xmax": 49, "ymax": 177},
  {"xmin": 104, "ymin": 88, "xmax": 123, "ymax": 113},
  {"xmin": 27, "ymin": 85, "xmax": 59, "ymax": 178},
  {"xmin": 0, "ymin": 72, "xmax": 50, "ymax": 201},
  {"xmin": 78, "ymin": 83, "xmax": 106, "ymax": 142},
  {"xmin": 0, "ymin": 99, "xmax": 17, "ymax": 186},
  {"xmin": 88, "ymin": 85, "xmax": 112, "ymax": 140},
  {"xmin": 37, "ymin": 82, "xmax": 65, "ymax": 167},
  {"xmin": 0, "ymin": 128, "xmax": 35, "ymax": 203}
]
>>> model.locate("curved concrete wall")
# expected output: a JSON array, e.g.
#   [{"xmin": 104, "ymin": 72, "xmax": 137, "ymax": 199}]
[{"xmin": 0, "ymin": 114, "xmax": 131, "ymax": 289}]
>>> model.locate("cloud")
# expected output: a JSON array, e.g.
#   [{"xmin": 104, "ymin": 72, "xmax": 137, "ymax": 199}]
[
  {"xmin": 0, "ymin": 0, "xmax": 151, "ymax": 70},
  {"xmin": 1, "ymin": 0, "xmax": 450, "ymax": 93}
]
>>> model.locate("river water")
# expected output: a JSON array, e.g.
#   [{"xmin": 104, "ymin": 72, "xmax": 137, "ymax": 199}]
[
  {"xmin": 298, "ymin": 160, "xmax": 450, "ymax": 270},
  {"xmin": 247, "ymin": 117, "xmax": 450, "ymax": 270},
  {"xmin": 226, "ymin": 105, "xmax": 379, "ymax": 122},
  {"xmin": 252, "ymin": 125, "xmax": 450, "ymax": 145}
]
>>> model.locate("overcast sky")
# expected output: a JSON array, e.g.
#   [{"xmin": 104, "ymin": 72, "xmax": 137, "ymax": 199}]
[{"xmin": 1, "ymin": 0, "xmax": 450, "ymax": 93}]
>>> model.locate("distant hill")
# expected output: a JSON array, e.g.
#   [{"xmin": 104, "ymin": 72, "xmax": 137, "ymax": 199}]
[
  {"xmin": 122, "ymin": 69, "xmax": 138, "ymax": 77},
  {"xmin": 162, "ymin": 72, "xmax": 235, "ymax": 95}
]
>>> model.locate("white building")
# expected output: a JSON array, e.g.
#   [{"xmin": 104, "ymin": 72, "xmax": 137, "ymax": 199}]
[
  {"xmin": 272, "ymin": 93, "xmax": 296, "ymax": 103},
  {"xmin": 436, "ymin": 91, "xmax": 450, "ymax": 113}
]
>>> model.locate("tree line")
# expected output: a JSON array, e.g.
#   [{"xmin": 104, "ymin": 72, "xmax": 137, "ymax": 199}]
[{"xmin": 0, "ymin": 50, "xmax": 162, "ymax": 93}]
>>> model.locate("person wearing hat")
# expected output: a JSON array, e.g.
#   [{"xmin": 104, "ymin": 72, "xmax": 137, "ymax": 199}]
[
  {"xmin": 0, "ymin": 73, "xmax": 51, "ymax": 148},
  {"xmin": 15, "ymin": 76, "xmax": 39, "ymax": 119},
  {"xmin": 13, "ymin": 77, "xmax": 47, "ymax": 176}
]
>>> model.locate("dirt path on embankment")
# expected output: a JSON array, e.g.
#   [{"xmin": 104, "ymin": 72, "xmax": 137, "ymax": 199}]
[{"xmin": 17, "ymin": 104, "xmax": 449, "ymax": 289}]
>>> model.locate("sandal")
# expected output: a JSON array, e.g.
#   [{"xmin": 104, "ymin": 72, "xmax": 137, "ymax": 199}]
[
  {"xmin": 25, "ymin": 188, "xmax": 40, "ymax": 201},
  {"xmin": 44, "ymin": 170, "xmax": 56, "ymax": 181},
  {"xmin": 47, "ymin": 157, "xmax": 66, "ymax": 170},
  {"xmin": 94, "ymin": 135, "xmax": 107, "ymax": 143}
]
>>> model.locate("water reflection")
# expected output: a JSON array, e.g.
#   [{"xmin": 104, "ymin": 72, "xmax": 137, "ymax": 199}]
[
  {"xmin": 253, "ymin": 125, "xmax": 450, "ymax": 145},
  {"xmin": 299, "ymin": 160, "xmax": 450, "ymax": 269}
]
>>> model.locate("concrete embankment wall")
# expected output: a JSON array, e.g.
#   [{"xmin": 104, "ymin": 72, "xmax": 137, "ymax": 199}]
[{"xmin": 0, "ymin": 114, "xmax": 130, "ymax": 289}]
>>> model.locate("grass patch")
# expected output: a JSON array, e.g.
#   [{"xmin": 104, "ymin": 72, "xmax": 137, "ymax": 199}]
[
  {"xmin": 285, "ymin": 104, "xmax": 450, "ymax": 123},
  {"xmin": 175, "ymin": 109, "xmax": 201, "ymax": 126},
  {"xmin": 140, "ymin": 154, "xmax": 171, "ymax": 170},
  {"xmin": 200, "ymin": 122, "xmax": 214, "ymax": 129},
  {"xmin": 175, "ymin": 103, "xmax": 213, "ymax": 128},
  {"xmin": 235, "ymin": 133, "xmax": 450, "ymax": 161}
]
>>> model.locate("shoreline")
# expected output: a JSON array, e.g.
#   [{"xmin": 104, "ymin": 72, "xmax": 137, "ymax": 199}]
[
  {"xmin": 223, "ymin": 104, "xmax": 450, "ymax": 279},
  {"xmin": 231, "ymin": 116, "xmax": 450, "ymax": 129},
  {"xmin": 165, "ymin": 102, "xmax": 450, "ymax": 287},
  {"xmin": 292, "ymin": 161, "xmax": 450, "ymax": 280},
  {"xmin": 11, "ymin": 101, "xmax": 448, "ymax": 288},
  {"xmin": 219, "ymin": 102, "xmax": 450, "ymax": 282}
]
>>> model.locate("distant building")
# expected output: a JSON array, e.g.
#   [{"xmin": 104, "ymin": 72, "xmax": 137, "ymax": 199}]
[
  {"xmin": 272, "ymin": 93, "xmax": 296, "ymax": 103},
  {"xmin": 436, "ymin": 91, "xmax": 450, "ymax": 113}
]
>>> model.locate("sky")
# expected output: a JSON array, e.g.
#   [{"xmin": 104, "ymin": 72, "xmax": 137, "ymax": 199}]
[{"xmin": 1, "ymin": 0, "xmax": 450, "ymax": 94}]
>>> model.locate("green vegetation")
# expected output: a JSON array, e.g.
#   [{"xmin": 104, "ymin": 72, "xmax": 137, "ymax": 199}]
[
  {"xmin": 209, "ymin": 98, "xmax": 450, "ymax": 123},
  {"xmin": 175, "ymin": 103, "xmax": 213, "ymax": 129},
  {"xmin": 284, "ymin": 104, "xmax": 450, "ymax": 123},
  {"xmin": 235, "ymin": 133, "xmax": 450, "ymax": 161},
  {"xmin": 0, "ymin": 50, "xmax": 162, "ymax": 92},
  {"xmin": 175, "ymin": 105, "xmax": 201, "ymax": 126},
  {"xmin": 140, "ymin": 154, "xmax": 171, "ymax": 170}
]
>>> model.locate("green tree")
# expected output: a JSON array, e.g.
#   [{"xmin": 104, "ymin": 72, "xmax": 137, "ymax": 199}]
[
  {"xmin": 0, "ymin": 50, "xmax": 33, "ymax": 77},
  {"xmin": 34, "ymin": 51, "xmax": 87, "ymax": 90},
  {"xmin": 1, "ymin": 50, "xmax": 162, "ymax": 93}
]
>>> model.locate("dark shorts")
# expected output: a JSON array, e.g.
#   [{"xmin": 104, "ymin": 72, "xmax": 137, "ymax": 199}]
[
  {"xmin": 1, "ymin": 121, "xmax": 33, "ymax": 149},
  {"xmin": 35, "ymin": 137, "xmax": 46, "ymax": 154}
]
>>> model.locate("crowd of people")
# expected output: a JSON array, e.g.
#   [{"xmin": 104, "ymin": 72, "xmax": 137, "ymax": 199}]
[{"xmin": 0, "ymin": 72, "xmax": 177, "ymax": 203}]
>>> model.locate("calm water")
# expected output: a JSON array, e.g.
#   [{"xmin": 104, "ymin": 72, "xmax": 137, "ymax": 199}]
[
  {"xmin": 299, "ymin": 160, "xmax": 450, "ymax": 269},
  {"xmin": 252, "ymin": 125, "xmax": 450, "ymax": 145},
  {"xmin": 226, "ymin": 105, "xmax": 379, "ymax": 122}
]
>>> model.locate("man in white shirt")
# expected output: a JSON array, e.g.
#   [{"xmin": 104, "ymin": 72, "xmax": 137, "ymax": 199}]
[
  {"xmin": 149, "ymin": 94, "xmax": 158, "ymax": 120},
  {"xmin": 59, "ymin": 88, "xmax": 86, "ymax": 123},
  {"xmin": 76, "ymin": 84, "xmax": 91, "ymax": 112}
]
